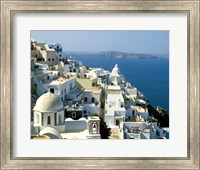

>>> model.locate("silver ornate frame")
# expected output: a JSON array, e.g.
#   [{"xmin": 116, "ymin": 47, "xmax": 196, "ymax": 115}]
[{"xmin": 1, "ymin": 0, "xmax": 199, "ymax": 169}]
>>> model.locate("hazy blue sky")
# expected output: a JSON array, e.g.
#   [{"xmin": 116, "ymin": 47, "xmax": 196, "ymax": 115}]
[{"xmin": 31, "ymin": 31, "xmax": 169, "ymax": 55}]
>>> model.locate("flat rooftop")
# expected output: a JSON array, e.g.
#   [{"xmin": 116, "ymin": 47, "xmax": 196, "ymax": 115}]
[
  {"xmin": 50, "ymin": 75, "xmax": 76, "ymax": 85},
  {"xmin": 83, "ymin": 87, "xmax": 102, "ymax": 94},
  {"xmin": 131, "ymin": 105, "xmax": 146, "ymax": 113},
  {"xmin": 106, "ymin": 92, "xmax": 124, "ymax": 102},
  {"xmin": 107, "ymin": 85, "xmax": 121, "ymax": 90}
]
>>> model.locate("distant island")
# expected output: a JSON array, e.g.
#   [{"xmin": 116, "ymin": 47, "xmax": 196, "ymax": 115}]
[{"xmin": 65, "ymin": 51, "xmax": 169, "ymax": 59}]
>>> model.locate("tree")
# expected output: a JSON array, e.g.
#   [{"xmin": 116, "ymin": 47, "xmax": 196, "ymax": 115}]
[
  {"xmin": 100, "ymin": 121, "xmax": 111, "ymax": 139},
  {"xmin": 92, "ymin": 113, "xmax": 111, "ymax": 139},
  {"xmin": 85, "ymin": 66, "xmax": 90, "ymax": 70}
]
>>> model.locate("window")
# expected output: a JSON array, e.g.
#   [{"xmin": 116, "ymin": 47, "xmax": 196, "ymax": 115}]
[
  {"xmin": 50, "ymin": 88, "xmax": 54, "ymax": 93},
  {"xmin": 84, "ymin": 97, "xmax": 87, "ymax": 102},
  {"xmin": 64, "ymin": 89, "xmax": 66, "ymax": 93},
  {"xmin": 47, "ymin": 116, "xmax": 51, "ymax": 125},
  {"xmin": 59, "ymin": 114, "xmax": 62, "ymax": 123},
  {"xmin": 91, "ymin": 97, "xmax": 95, "ymax": 103},
  {"xmin": 59, "ymin": 54, "xmax": 61, "ymax": 57},
  {"xmin": 83, "ymin": 110, "xmax": 86, "ymax": 114},
  {"xmin": 48, "ymin": 58, "xmax": 50, "ymax": 61},
  {"xmin": 59, "ymin": 59, "xmax": 61, "ymax": 61},
  {"xmin": 36, "ymin": 114, "xmax": 39, "ymax": 123},
  {"xmin": 72, "ymin": 112, "xmax": 76, "ymax": 118},
  {"xmin": 35, "ymin": 54, "xmax": 37, "ymax": 58},
  {"xmin": 43, "ymin": 58, "xmax": 45, "ymax": 61},
  {"xmin": 52, "ymin": 58, "xmax": 54, "ymax": 61},
  {"xmin": 132, "ymin": 110, "xmax": 135, "ymax": 116}
]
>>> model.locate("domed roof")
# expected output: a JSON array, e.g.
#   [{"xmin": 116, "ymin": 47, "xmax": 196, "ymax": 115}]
[
  {"xmin": 39, "ymin": 127, "xmax": 62, "ymax": 139},
  {"xmin": 112, "ymin": 64, "xmax": 120, "ymax": 75},
  {"xmin": 33, "ymin": 92, "xmax": 63, "ymax": 112}
]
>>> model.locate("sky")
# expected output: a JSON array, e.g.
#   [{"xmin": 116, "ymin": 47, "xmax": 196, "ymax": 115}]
[{"xmin": 31, "ymin": 31, "xmax": 169, "ymax": 55}]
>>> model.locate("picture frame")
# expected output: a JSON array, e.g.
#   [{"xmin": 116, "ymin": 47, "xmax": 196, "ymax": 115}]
[{"xmin": 0, "ymin": 0, "xmax": 199, "ymax": 169}]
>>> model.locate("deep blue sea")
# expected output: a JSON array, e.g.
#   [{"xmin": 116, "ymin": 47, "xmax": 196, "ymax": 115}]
[{"xmin": 72, "ymin": 56, "xmax": 169, "ymax": 113}]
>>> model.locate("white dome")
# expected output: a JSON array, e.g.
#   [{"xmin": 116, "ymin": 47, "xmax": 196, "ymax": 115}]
[
  {"xmin": 112, "ymin": 64, "xmax": 120, "ymax": 75},
  {"xmin": 33, "ymin": 92, "xmax": 63, "ymax": 112},
  {"xmin": 40, "ymin": 127, "xmax": 62, "ymax": 139}
]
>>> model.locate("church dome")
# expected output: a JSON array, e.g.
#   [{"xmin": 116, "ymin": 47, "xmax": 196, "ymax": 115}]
[
  {"xmin": 33, "ymin": 92, "xmax": 63, "ymax": 112},
  {"xmin": 39, "ymin": 127, "xmax": 62, "ymax": 139},
  {"xmin": 112, "ymin": 64, "xmax": 120, "ymax": 75}
]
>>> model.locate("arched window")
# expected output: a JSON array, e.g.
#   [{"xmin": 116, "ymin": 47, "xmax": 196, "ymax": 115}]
[{"xmin": 92, "ymin": 122, "xmax": 98, "ymax": 134}]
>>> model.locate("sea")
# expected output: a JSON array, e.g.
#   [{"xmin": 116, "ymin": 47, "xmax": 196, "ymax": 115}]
[{"xmin": 71, "ymin": 56, "xmax": 169, "ymax": 113}]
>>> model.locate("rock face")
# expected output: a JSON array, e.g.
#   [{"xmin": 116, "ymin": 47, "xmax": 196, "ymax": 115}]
[{"xmin": 147, "ymin": 105, "xmax": 169, "ymax": 127}]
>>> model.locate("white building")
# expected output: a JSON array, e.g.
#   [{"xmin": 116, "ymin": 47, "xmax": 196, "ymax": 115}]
[
  {"xmin": 62, "ymin": 116, "xmax": 101, "ymax": 139},
  {"xmin": 32, "ymin": 92, "xmax": 101, "ymax": 139},
  {"xmin": 32, "ymin": 63, "xmax": 61, "ymax": 96},
  {"xmin": 126, "ymin": 105, "xmax": 149, "ymax": 121},
  {"xmin": 48, "ymin": 43, "xmax": 67, "ymax": 61},
  {"xmin": 125, "ymin": 83, "xmax": 138, "ymax": 99},
  {"xmin": 87, "ymin": 68, "xmax": 108, "ymax": 87},
  {"xmin": 123, "ymin": 122, "xmax": 165, "ymax": 139},
  {"xmin": 104, "ymin": 85, "xmax": 126, "ymax": 129},
  {"xmin": 79, "ymin": 66, "xmax": 87, "ymax": 74},
  {"xmin": 33, "ymin": 92, "xmax": 65, "ymax": 133},
  {"xmin": 31, "ymin": 41, "xmax": 58, "ymax": 67},
  {"xmin": 82, "ymin": 87, "xmax": 102, "ymax": 117},
  {"xmin": 49, "ymin": 74, "xmax": 77, "ymax": 102}
]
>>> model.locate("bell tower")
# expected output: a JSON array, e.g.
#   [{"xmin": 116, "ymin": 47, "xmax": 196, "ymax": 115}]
[{"xmin": 88, "ymin": 116, "xmax": 100, "ymax": 135}]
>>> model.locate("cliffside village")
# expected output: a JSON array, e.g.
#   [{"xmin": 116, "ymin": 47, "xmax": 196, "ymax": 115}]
[{"xmin": 31, "ymin": 39, "xmax": 169, "ymax": 139}]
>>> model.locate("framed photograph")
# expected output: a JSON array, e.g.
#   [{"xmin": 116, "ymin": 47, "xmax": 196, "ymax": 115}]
[{"xmin": 0, "ymin": 0, "xmax": 199, "ymax": 169}]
